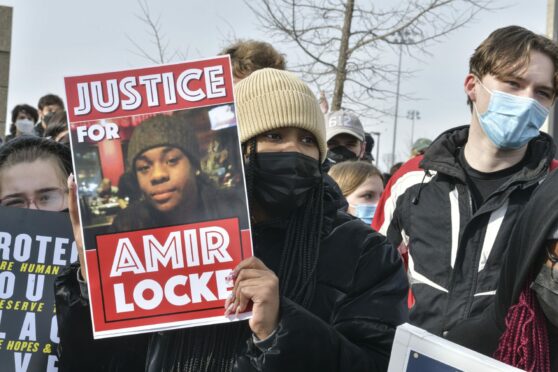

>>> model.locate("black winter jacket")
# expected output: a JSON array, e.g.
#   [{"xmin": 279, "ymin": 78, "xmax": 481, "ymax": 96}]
[
  {"xmin": 55, "ymin": 184, "xmax": 408, "ymax": 371},
  {"xmin": 447, "ymin": 168, "xmax": 558, "ymax": 369},
  {"xmin": 373, "ymin": 126, "xmax": 556, "ymax": 336}
]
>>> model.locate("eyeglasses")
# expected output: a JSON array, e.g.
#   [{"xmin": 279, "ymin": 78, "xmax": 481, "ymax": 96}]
[
  {"xmin": 0, "ymin": 188, "xmax": 68, "ymax": 211},
  {"xmin": 545, "ymin": 242, "xmax": 558, "ymax": 283}
]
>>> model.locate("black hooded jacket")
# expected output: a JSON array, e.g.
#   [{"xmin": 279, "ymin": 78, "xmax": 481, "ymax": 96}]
[
  {"xmin": 374, "ymin": 125, "xmax": 556, "ymax": 335},
  {"xmin": 55, "ymin": 182, "xmax": 408, "ymax": 371},
  {"xmin": 447, "ymin": 169, "xmax": 558, "ymax": 369}
]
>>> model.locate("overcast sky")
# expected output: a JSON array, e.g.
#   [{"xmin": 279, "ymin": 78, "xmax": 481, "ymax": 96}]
[{"xmin": 0, "ymin": 0, "xmax": 550, "ymax": 171}]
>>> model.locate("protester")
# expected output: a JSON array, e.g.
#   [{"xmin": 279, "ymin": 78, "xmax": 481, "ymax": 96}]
[
  {"xmin": 410, "ymin": 138, "xmax": 431, "ymax": 158},
  {"xmin": 372, "ymin": 25, "xmax": 558, "ymax": 336},
  {"xmin": 222, "ymin": 40, "xmax": 345, "ymax": 208},
  {"xmin": 220, "ymin": 39, "xmax": 286, "ymax": 84},
  {"xmin": 57, "ymin": 68, "xmax": 408, "ymax": 371},
  {"xmin": 447, "ymin": 169, "xmax": 558, "ymax": 371},
  {"xmin": 382, "ymin": 162, "xmax": 403, "ymax": 186},
  {"xmin": 362, "ymin": 132, "xmax": 375, "ymax": 162},
  {"xmin": 324, "ymin": 109, "xmax": 366, "ymax": 169},
  {"xmin": 5, "ymin": 104, "xmax": 39, "ymax": 142},
  {"xmin": 329, "ymin": 161, "xmax": 384, "ymax": 224},
  {"xmin": 0, "ymin": 136, "xmax": 71, "ymax": 211},
  {"xmin": 35, "ymin": 93, "xmax": 65, "ymax": 137},
  {"xmin": 44, "ymin": 110, "xmax": 70, "ymax": 145}
]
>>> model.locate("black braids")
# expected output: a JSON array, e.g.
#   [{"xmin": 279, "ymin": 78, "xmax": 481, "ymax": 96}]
[
  {"xmin": 277, "ymin": 217, "xmax": 298, "ymax": 295},
  {"xmin": 245, "ymin": 138, "xmax": 257, "ymax": 216},
  {"xmin": 174, "ymin": 322, "xmax": 251, "ymax": 372},
  {"xmin": 190, "ymin": 332, "xmax": 202, "ymax": 372},
  {"xmin": 295, "ymin": 180, "xmax": 324, "ymax": 308},
  {"xmin": 286, "ymin": 211, "xmax": 306, "ymax": 299},
  {"xmin": 176, "ymin": 331, "xmax": 186, "ymax": 371},
  {"xmin": 289, "ymin": 214, "xmax": 308, "ymax": 300},
  {"xmin": 199, "ymin": 325, "xmax": 213, "ymax": 370},
  {"xmin": 277, "ymin": 177, "xmax": 324, "ymax": 308}
]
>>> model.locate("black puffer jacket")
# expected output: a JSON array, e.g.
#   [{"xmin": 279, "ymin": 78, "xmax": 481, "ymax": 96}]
[
  {"xmin": 447, "ymin": 169, "xmax": 558, "ymax": 369},
  {"xmin": 55, "ymin": 184, "xmax": 408, "ymax": 371}
]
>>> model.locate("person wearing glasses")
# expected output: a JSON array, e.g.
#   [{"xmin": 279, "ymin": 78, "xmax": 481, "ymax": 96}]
[
  {"xmin": 0, "ymin": 136, "xmax": 72, "ymax": 211},
  {"xmin": 447, "ymin": 169, "xmax": 558, "ymax": 371}
]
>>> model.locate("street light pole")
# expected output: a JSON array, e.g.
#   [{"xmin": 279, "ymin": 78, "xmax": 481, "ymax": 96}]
[{"xmin": 390, "ymin": 43, "xmax": 403, "ymax": 167}]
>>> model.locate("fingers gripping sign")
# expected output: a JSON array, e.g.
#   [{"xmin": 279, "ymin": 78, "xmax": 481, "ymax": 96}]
[
  {"xmin": 224, "ymin": 257, "xmax": 280, "ymax": 340},
  {"xmin": 68, "ymin": 174, "xmax": 87, "ymax": 281}
]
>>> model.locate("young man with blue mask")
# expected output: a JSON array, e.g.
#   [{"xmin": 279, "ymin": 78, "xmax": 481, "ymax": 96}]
[{"xmin": 373, "ymin": 25, "xmax": 558, "ymax": 337}]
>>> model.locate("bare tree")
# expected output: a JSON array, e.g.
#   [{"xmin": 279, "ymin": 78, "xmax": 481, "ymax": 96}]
[
  {"xmin": 126, "ymin": 0, "xmax": 187, "ymax": 64},
  {"xmin": 247, "ymin": 0, "xmax": 494, "ymax": 118}
]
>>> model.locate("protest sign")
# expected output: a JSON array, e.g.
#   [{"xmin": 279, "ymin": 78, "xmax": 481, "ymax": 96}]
[
  {"xmin": 0, "ymin": 207, "xmax": 77, "ymax": 372},
  {"xmin": 65, "ymin": 56, "xmax": 252, "ymax": 339},
  {"xmin": 387, "ymin": 323, "xmax": 523, "ymax": 372}
]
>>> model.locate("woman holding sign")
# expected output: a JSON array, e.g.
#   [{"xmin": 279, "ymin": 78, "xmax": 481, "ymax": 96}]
[{"xmin": 60, "ymin": 68, "xmax": 408, "ymax": 372}]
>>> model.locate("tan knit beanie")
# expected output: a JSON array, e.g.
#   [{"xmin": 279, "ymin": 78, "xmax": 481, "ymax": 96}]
[{"xmin": 235, "ymin": 68, "xmax": 327, "ymax": 162}]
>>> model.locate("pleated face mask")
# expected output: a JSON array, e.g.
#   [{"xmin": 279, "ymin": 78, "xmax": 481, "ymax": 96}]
[
  {"xmin": 250, "ymin": 152, "xmax": 321, "ymax": 216},
  {"xmin": 350, "ymin": 203, "xmax": 377, "ymax": 225},
  {"xmin": 474, "ymin": 79, "xmax": 549, "ymax": 149},
  {"xmin": 532, "ymin": 264, "xmax": 558, "ymax": 328}
]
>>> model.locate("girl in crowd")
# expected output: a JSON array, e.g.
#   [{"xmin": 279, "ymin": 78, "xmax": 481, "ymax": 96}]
[
  {"xmin": 44, "ymin": 110, "xmax": 70, "ymax": 145},
  {"xmin": 58, "ymin": 68, "xmax": 408, "ymax": 371},
  {"xmin": 0, "ymin": 137, "xmax": 147, "ymax": 371},
  {"xmin": 448, "ymin": 169, "xmax": 558, "ymax": 371},
  {"xmin": 329, "ymin": 161, "xmax": 384, "ymax": 225},
  {"xmin": 0, "ymin": 136, "xmax": 71, "ymax": 211},
  {"xmin": 5, "ymin": 104, "xmax": 39, "ymax": 142}
]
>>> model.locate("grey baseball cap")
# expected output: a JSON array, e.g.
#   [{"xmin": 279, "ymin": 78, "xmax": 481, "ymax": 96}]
[{"xmin": 325, "ymin": 109, "xmax": 365, "ymax": 142}]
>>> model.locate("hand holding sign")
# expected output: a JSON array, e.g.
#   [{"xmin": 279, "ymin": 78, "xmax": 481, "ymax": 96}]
[
  {"xmin": 226, "ymin": 257, "xmax": 279, "ymax": 340},
  {"xmin": 68, "ymin": 174, "xmax": 87, "ymax": 282}
]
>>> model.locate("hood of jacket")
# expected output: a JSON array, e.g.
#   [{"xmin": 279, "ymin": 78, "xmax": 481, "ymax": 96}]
[
  {"xmin": 420, "ymin": 125, "xmax": 556, "ymax": 185},
  {"xmin": 494, "ymin": 168, "xmax": 558, "ymax": 323}
]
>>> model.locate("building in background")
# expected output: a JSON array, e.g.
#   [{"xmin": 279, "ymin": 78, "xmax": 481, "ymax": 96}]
[{"xmin": 0, "ymin": 6, "xmax": 12, "ymax": 140}]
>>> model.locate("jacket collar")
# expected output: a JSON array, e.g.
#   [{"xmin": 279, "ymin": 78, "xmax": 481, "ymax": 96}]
[{"xmin": 420, "ymin": 125, "xmax": 556, "ymax": 185}]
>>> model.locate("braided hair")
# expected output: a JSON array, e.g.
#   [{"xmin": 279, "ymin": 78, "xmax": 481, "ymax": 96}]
[
  {"xmin": 494, "ymin": 283, "xmax": 550, "ymax": 372},
  {"xmin": 245, "ymin": 138, "xmax": 324, "ymax": 308}
]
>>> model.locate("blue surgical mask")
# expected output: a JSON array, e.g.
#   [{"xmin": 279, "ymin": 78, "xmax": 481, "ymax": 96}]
[
  {"xmin": 350, "ymin": 203, "xmax": 376, "ymax": 225},
  {"xmin": 15, "ymin": 119, "xmax": 35, "ymax": 135},
  {"xmin": 474, "ymin": 80, "xmax": 549, "ymax": 149}
]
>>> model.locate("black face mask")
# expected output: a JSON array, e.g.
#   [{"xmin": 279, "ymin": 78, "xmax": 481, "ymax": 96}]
[
  {"xmin": 327, "ymin": 145, "xmax": 357, "ymax": 164},
  {"xmin": 250, "ymin": 152, "xmax": 321, "ymax": 216},
  {"xmin": 532, "ymin": 265, "xmax": 558, "ymax": 328}
]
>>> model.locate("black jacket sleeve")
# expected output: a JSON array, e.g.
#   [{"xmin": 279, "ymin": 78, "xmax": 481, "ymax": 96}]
[
  {"xmin": 239, "ymin": 231, "xmax": 409, "ymax": 372},
  {"xmin": 445, "ymin": 302, "xmax": 505, "ymax": 357},
  {"xmin": 55, "ymin": 263, "xmax": 148, "ymax": 372}
]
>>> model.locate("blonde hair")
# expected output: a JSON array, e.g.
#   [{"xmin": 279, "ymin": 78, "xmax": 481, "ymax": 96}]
[
  {"xmin": 329, "ymin": 161, "xmax": 383, "ymax": 197},
  {"xmin": 221, "ymin": 40, "xmax": 286, "ymax": 80}
]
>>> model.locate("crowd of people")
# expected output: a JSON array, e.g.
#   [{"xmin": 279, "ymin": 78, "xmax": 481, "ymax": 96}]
[{"xmin": 1, "ymin": 25, "xmax": 558, "ymax": 371}]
